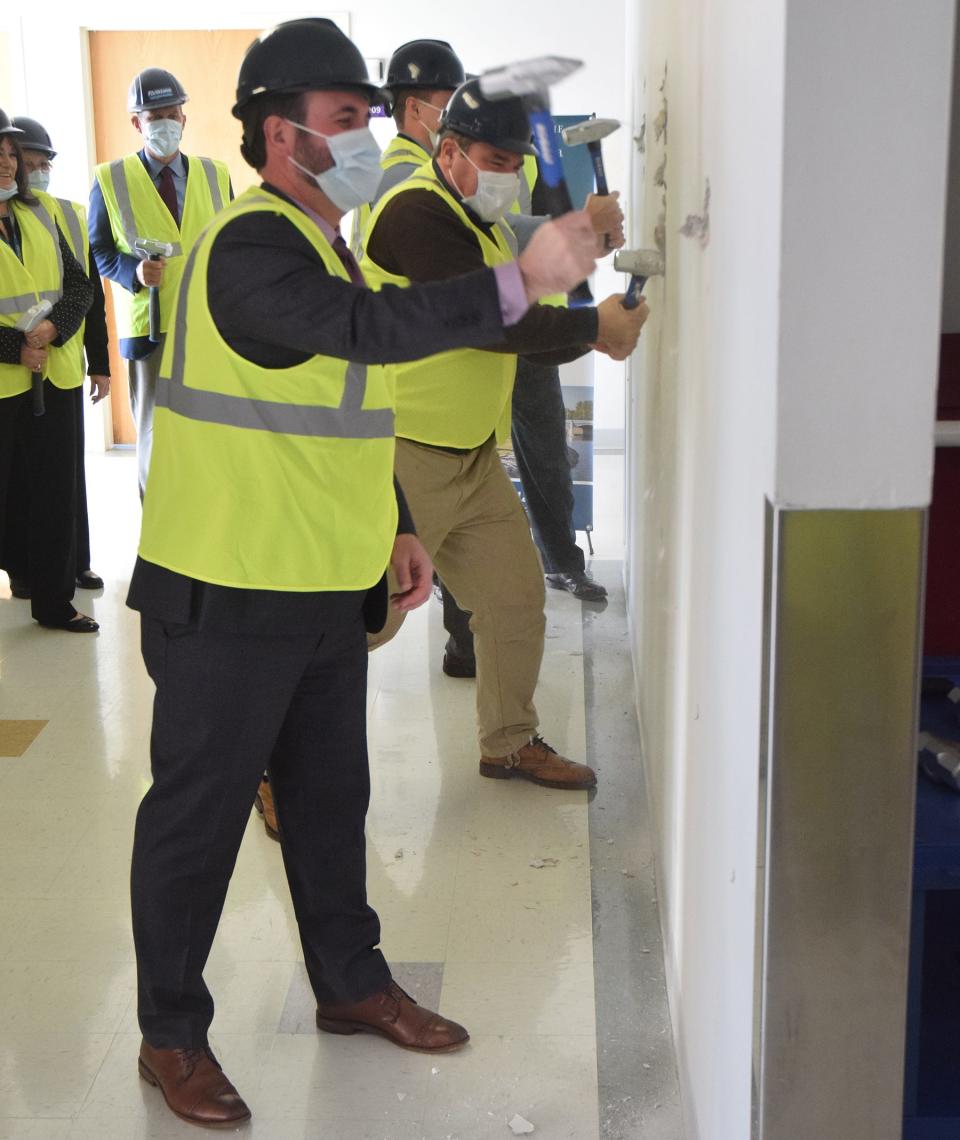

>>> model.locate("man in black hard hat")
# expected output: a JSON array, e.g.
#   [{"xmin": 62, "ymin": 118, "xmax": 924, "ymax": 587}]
[
  {"xmin": 4, "ymin": 116, "xmax": 109, "ymax": 597},
  {"xmin": 350, "ymin": 38, "xmax": 465, "ymax": 256},
  {"xmin": 361, "ymin": 77, "xmax": 647, "ymax": 792},
  {"xmin": 125, "ymin": 17, "xmax": 599, "ymax": 1128},
  {"xmin": 89, "ymin": 67, "xmax": 232, "ymax": 499}
]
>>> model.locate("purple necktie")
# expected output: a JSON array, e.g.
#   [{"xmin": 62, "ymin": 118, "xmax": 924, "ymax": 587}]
[
  {"xmin": 156, "ymin": 165, "xmax": 179, "ymax": 227},
  {"xmin": 331, "ymin": 234, "xmax": 365, "ymax": 286}
]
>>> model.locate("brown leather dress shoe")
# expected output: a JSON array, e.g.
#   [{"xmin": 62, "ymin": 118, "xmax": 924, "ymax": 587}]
[
  {"xmin": 253, "ymin": 776, "xmax": 280, "ymax": 840},
  {"xmin": 316, "ymin": 980, "xmax": 469, "ymax": 1053},
  {"xmin": 480, "ymin": 736, "xmax": 597, "ymax": 790},
  {"xmin": 138, "ymin": 1040, "xmax": 251, "ymax": 1128}
]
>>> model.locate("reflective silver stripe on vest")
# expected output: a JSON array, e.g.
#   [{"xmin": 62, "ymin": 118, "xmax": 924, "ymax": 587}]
[
  {"xmin": 515, "ymin": 169, "xmax": 533, "ymax": 215},
  {"xmin": 0, "ymin": 292, "xmax": 46, "ymax": 315},
  {"xmin": 197, "ymin": 158, "xmax": 226, "ymax": 213},
  {"xmin": 158, "ymin": 232, "xmax": 394, "ymax": 440},
  {"xmin": 108, "ymin": 159, "xmax": 184, "ymax": 258},
  {"xmin": 156, "ymin": 370, "xmax": 394, "ymax": 439},
  {"xmin": 497, "ymin": 219, "xmax": 519, "ymax": 259},
  {"xmin": 55, "ymin": 199, "xmax": 85, "ymax": 261},
  {"xmin": 32, "ymin": 200, "xmax": 64, "ymax": 291}
]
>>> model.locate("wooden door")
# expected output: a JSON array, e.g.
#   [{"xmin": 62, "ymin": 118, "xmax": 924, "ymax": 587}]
[{"xmin": 88, "ymin": 29, "xmax": 260, "ymax": 443}]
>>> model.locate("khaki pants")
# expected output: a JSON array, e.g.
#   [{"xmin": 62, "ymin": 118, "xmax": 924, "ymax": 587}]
[{"xmin": 369, "ymin": 437, "xmax": 546, "ymax": 757}]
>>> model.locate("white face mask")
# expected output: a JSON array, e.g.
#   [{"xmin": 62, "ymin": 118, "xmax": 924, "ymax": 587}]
[
  {"xmin": 455, "ymin": 147, "xmax": 520, "ymax": 223},
  {"xmin": 412, "ymin": 99, "xmax": 443, "ymax": 152},
  {"xmin": 28, "ymin": 169, "xmax": 50, "ymax": 193},
  {"xmin": 143, "ymin": 118, "xmax": 183, "ymax": 159},
  {"xmin": 0, "ymin": 183, "xmax": 18, "ymax": 202},
  {"xmin": 286, "ymin": 121, "xmax": 383, "ymax": 212}
]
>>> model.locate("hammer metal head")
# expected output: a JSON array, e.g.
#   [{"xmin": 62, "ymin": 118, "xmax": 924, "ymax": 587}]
[
  {"xmin": 614, "ymin": 248, "xmax": 665, "ymax": 278},
  {"xmin": 561, "ymin": 117, "xmax": 621, "ymax": 147},
  {"xmin": 479, "ymin": 56, "xmax": 582, "ymax": 101},
  {"xmin": 15, "ymin": 298, "xmax": 53, "ymax": 332},
  {"xmin": 135, "ymin": 238, "xmax": 175, "ymax": 259}
]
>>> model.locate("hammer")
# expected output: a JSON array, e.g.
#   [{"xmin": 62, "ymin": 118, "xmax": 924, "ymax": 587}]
[
  {"xmin": 134, "ymin": 238, "xmax": 174, "ymax": 343},
  {"xmin": 613, "ymin": 248, "xmax": 664, "ymax": 309},
  {"xmin": 16, "ymin": 298, "xmax": 53, "ymax": 416},
  {"xmin": 561, "ymin": 117, "xmax": 621, "ymax": 250},
  {"xmin": 480, "ymin": 56, "xmax": 594, "ymax": 304},
  {"xmin": 561, "ymin": 117, "xmax": 620, "ymax": 196}
]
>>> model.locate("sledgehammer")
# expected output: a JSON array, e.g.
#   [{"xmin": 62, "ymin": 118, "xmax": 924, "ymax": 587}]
[
  {"xmin": 614, "ymin": 248, "xmax": 664, "ymax": 309},
  {"xmin": 480, "ymin": 56, "xmax": 594, "ymax": 304},
  {"xmin": 134, "ymin": 237, "xmax": 174, "ymax": 343},
  {"xmin": 16, "ymin": 298, "xmax": 53, "ymax": 417}
]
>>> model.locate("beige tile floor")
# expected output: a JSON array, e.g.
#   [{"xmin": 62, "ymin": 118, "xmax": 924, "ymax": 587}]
[{"xmin": 0, "ymin": 451, "xmax": 627, "ymax": 1140}]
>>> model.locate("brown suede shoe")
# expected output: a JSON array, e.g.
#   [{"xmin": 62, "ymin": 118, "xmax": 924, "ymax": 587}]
[
  {"xmin": 138, "ymin": 1040, "xmax": 251, "ymax": 1128},
  {"xmin": 479, "ymin": 736, "xmax": 597, "ymax": 790},
  {"xmin": 316, "ymin": 981, "xmax": 469, "ymax": 1053},
  {"xmin": 253, "ymin": 776, "xmax": 280, "ymax": 841}
]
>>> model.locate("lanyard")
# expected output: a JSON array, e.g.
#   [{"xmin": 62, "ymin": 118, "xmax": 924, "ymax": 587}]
[{"xmin": 0, "ymin": 211, "xmax": 23, "ymax": 262}]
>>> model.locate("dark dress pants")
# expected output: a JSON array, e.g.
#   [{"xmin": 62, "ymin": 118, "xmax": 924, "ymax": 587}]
[
  {"xmin": 441, "ymin": 357, "xmax": 584, "ymax": 657},
  {"xmin": 131, "ymin": 604, "xmax": 391, "ymax": 1048},
  {"xmin": 510, "ymin": 357, "xmax": 583, "ymax": 576},
  {"xmin": 0, "ymin": 382, "xmax": 78, "ymax": 624},
  {"xmin": 74, "ymin": 386, "xmax": 92, "ymax": 574}
]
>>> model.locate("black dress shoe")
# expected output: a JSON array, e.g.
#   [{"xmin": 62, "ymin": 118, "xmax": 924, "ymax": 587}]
[
  {"xmin": 76, "ymin": 569, "xmax": 104, "ymax": 590},
  {"xmin": 38, "ymin": 613, "xmax": 99, "ymax": 633},
  {"xmin": 545, "ymin": 570, "xmax": 608, "ymax": 602},
  {"xmin": 8, "ymin": 577, "xmax": 30, "ymax": 599},
  {"xmin": 442, "ymin": 650, "xmax": 476, "ymax": 678}
]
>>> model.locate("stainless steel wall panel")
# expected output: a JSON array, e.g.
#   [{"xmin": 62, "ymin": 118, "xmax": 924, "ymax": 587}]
[{"xmin": 754, "ymin": 507, "xmax": 924, "ymax": 1140}]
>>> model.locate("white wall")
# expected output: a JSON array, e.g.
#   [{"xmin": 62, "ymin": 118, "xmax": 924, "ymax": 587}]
[
  {"xmin": 776, "ymin": 1, "xmax": 953, "ymax": 508},
  {"xmin": 628, "ymin": 0, "xmax": 954, "ymax": 1138},
  {"xmin": 627, "ymin": 1, "xmax": 784, "ymax": 1135},
  {"xmin": 3, "ymin": 4, "xmax": 631, "ymax": 449}
]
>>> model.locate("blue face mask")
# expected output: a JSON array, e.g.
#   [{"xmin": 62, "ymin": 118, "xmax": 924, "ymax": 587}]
[
  {"xmin": 28, "ymin": 169, "xmax": 50, "ymax": 193},
  {"xmin": 286, "ymin": 121, "xmax": 382, "ymax": 212},
  {"xmin": 144, "ymin": 118, "xmax": 182, "ymax": 159},
  {"xmin": 0, "ymin": 183, "xmax": 18, "ymax": 202}
]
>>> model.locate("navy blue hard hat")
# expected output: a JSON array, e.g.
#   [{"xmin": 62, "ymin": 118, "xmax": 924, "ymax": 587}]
[
  {"xmin": 128, "ymin": 68, "xmax": 188, "ymax": 113},
  {"xmin": 11, "ymin": 116, "xmax": 56, "ymax": 158},
  {"xmin": 385, "ymin": 40, "xmax": 465, "ymax": 97},
  {"xmin": 233, "ymin": 18, "xmax": 388, "ymax": 116},
  {"xmin": 438, "ymin": 78, "xmax": 535, "ymax": 156}
]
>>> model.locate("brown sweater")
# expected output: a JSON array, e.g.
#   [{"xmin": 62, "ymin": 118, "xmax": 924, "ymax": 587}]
[{"xmin": 364, "ymin": 166, "xmax": 599, "ymax": 365}]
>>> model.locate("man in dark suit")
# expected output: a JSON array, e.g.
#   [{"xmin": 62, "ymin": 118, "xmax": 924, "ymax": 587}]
[
  {"xmin": 89, "ymin": 68, "xmax": 231, "ymax": 498},
  {"xmin": 126, "ymin": 18, "xmax": 600, "ymax": 1128}
]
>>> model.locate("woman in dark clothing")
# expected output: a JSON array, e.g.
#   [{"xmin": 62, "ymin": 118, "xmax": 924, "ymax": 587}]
[{"xmin": 0, "ymin": 109, "xmax": 95, "ymax": 631}]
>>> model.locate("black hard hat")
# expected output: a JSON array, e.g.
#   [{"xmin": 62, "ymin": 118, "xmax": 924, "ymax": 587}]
[
  {"xmin": 10, "ymin": 116, "xmax": 56, "ymax": 158},
  {"xmin": 128, "ymin": 68, "xmax": 188, "ymax": 114},
  {"xmin": 385, "ymin": 40, "xmax": 465, "ymax": 98},
  {"xmin": 232, "ymin": 18, "xmax": 388, "ymax": 117},
  {"xmin": 0, "ymin": 108, "xmax": 24, "ymax": 137},
  {"xmin": 438, "ymin": 78, "xmax": 535, "ymax": 156}
]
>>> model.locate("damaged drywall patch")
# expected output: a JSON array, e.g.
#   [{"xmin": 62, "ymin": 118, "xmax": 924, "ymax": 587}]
[{"xmin": 679, "ymin": 179, "xmax": 711, "ymax": 248}]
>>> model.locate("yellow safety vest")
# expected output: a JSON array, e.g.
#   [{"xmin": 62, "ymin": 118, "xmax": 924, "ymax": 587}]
[
  {"xmin": 138, "ymin": 187, "xmax": 397, "ymax": 592},
  {"xmin": 350, "ymin": 134, "xmax": 430, "ymax": 259},
  {"xmin": 53, "ymin": 197, "xmax": 90, "ymax": 357},
  {"xmin": 94, "ymin": 153, "xmax": 230, "ymax": 340},
  {"xmin": 0, "ymin": 191, "xmax": 82, "ymax": 398},
  {"xmin": 361, "ymin": 166, "xmax": 516, "ymax": 449}
]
